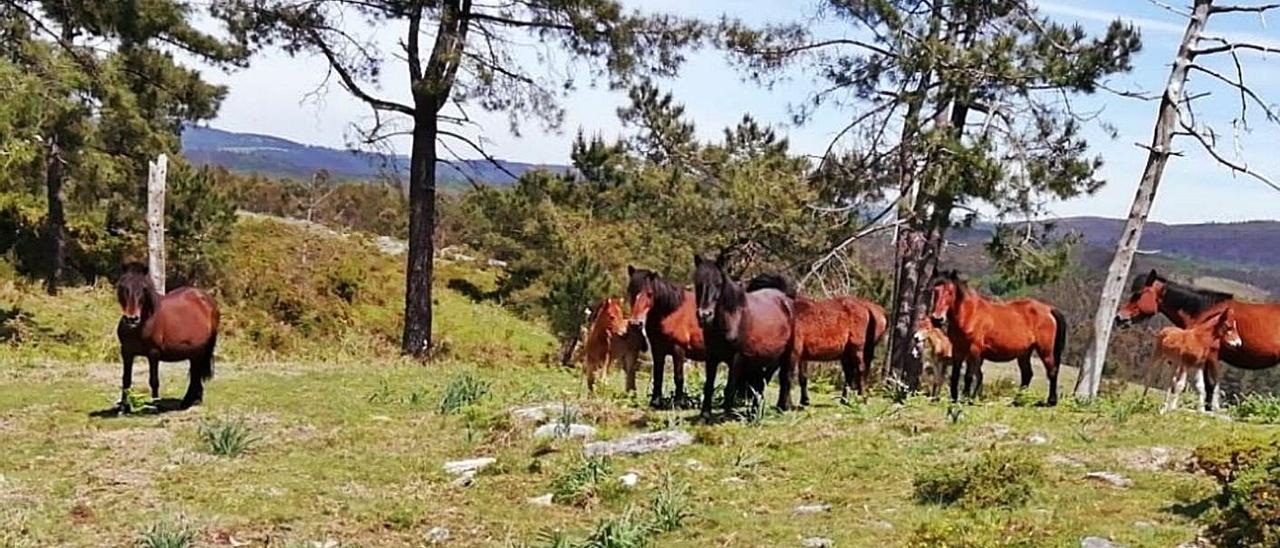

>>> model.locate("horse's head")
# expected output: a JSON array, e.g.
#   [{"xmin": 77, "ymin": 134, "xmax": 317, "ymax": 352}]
[
  {"xmin": 599, "ymin": 298, "xmax": 629, "ymax": 338},
  {"xmin": 1116, "ymin": 269, "xmax": 1164, "ymax": 326},
  {"xmin": 626, "ymin": 265, "xmax": 656, "ymax": 328},
  {"xmin": 116, "ymin": 262, "xmax": 155, "ymax": 329},
  {"xmin": 1211, "ymin": 308, "xmax": 1243, "ymax": 349},
  {"xmin": 929, "ymin": 270, "xmax": 962, "ymax": 327},
  {"xmin": 693, "ymin": 255, "xmax": 727, "ymax": 328}
]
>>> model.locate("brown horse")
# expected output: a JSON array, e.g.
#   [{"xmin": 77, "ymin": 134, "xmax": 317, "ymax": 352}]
[
  {"xmin": 115, "ymin": 263, "xmax": 220, "ymax": 411},
  {"xmin": 791, "ymin": 296, "xmax": 884, "ymax": 405},
  {"xmin": 1147, "ymin": 308, "xmax": 1242, "ymax": 413},
  {"xmin": 627, "ymin": 266, "xmax": 726, "ymax": 410},
  {"xmin": 930, "ymin": 270, "xmax": 1067, "ymax": 405},
  {"xmin": 912, "ymin": 319, "xmax": 954, "ymax": 399},
  {"xmin": 581, "ymin": 298, "xmax": 646, "ymax": 393},
  {"xmin": 693, "ymin": 256, "xmax": 796, "ymax": 412},
  {"xmin": 1117, "ymin": 269, "xmax": 1280, "ymax": 409}
]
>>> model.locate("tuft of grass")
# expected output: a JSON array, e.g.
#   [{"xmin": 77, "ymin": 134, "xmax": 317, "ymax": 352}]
[
  {"xmin": 532, "ymin": 529, "xmax": 575, "ymax": 548},
  {"xmin": 121, "ymin": 388, "xmax": 157, "ymax": 415},
  {"xmin": 648, "ymin": 473, "xmax": 691, "ymax": 533},
  {"xmin": 1009, "ymin": 389, "xmax": 1040, "ymax": 408},
  {"xmin": 579, "ymin": 507, "xmax": 653, "ymax": 548},
  {"xmin": 138, "ymin": 520, "xmax": 196, "ymax": 548},
  {"xmin": 1232, "ymin": 394, "xmax": 1280, "ymax": 424},
  {"xmin": 438, "ymin": 373, "xmax": 490, "ymax": 414},
  {"xmin": 907, "ymin": 516, "xmax": 1045, "ymax": 548},
  {"xmin": 913, "ymin": 449, "xmax": 1044, "ymax": 509},
  {"xmin": 878, "ymin": 376, "xmax": 911, "ymax": 405},
  {"xmin": 550, "ymin": 455, "xmax": 614, "ymax": 507},
  {"xmin": 198, "ymin": 417, "xmax": 259, "ymax": 457}
]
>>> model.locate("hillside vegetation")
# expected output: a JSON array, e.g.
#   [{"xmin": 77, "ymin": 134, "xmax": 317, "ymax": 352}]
[{"xmin": 1, "ymin": 214, "xmax": 1277, "ymax": 548}]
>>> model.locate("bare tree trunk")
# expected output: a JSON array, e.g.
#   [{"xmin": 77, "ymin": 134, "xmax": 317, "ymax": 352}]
[
  {"xmin": 1075, "ymin": 0, "xmax": 1210, "ymax": 399},
  {"xmin": 147, "ymin": 154, "xmax": 168, "ymax": 294},
  {"xmin": 44, "ymin": 134, "xmax": 65, "ymax": 296},
  {"xmin": 402, "ymin": 111, "xmax": 438, "ymax": 358}
]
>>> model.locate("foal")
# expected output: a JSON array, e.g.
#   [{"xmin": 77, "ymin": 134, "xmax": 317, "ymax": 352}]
[
  {"xmin": 116, "ymin": 263, "xmax": 220, "ymax": 410},
  {"xmin": 581, "ymin": 298, "xmax": 646, "ymax": 393},
  {"xmin": 912, "ymin": 320, "xmax": 954, "ymax": 399},
  {"xmin": 1148, "ymin": 308, "xmax": 1242, "ymax": 414}
]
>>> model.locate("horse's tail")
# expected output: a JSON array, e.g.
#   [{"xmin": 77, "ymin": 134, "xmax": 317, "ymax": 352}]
[
  {"xmin": 1050, "ymin": 308, "xmax": 1068, "ymax": 369},
  {"xmin": 197, "ymin": 332, "xmax": 217, "ymax": 381},
  {"xmin": 746, "ymin": 273, "xmax": 795, "ymax": 298},
  {"xmin": 863, "ymin": 306, "xmax": 880, "ymax": 376}
]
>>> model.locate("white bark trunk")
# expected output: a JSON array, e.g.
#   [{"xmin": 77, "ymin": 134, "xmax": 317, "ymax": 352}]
[
  {"xmin": 1075, "ymin": 0, "xmax": 1212, "ymax": 399},
  {"xmin": 147, "ymin": 154, "xmax": 168, "ymax": 294}
]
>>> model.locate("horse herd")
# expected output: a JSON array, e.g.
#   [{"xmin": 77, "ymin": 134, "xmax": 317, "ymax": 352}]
[
  {"xmin": 582, "ymin": 262, "xmax": 1280, "ymax": 417},
  {"xmin": 105, "ymin": 258, "xmax": 1280, "ymax": 417}
]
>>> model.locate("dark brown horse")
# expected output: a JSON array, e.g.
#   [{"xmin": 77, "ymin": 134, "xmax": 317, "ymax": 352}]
[
  {"xmin": 1117, "ymin": 269, "xmax": 1280, "ymax": 409},
  {"xmin": 115, "ymin": 263, "xmax": 220, "ymax": 411},
  {"xmin": 693, "ymin": 256, "xmax": 796, "ymax": 412},
  {"xmin": 930, "ymin": 270, "xmax": 1067, "ymax": 406},
  {"xmin": 627, "ymin": 266, "xmax": 726, "ymax": 410}
]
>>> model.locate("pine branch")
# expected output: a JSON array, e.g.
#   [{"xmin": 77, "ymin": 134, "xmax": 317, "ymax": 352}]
[
  {"xmin": 304, "ymin": 27, "xmax": 414, "ymax": 115},
  {"xmin": 437, "ymin": 129, "xmax": 519, "ymax": 182}
]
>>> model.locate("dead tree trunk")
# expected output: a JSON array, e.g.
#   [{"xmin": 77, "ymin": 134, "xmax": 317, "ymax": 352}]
[
  {"xmin": 1076, "ymin": 0, "xmax": 1210, "ymax": 399},
  {"xmin": 147, "ymin": 154, "xmax": 168, "ymax": 294},
  {"xmin": 44, "ymin": 134, "xmax": 66, "ymax": 296}
]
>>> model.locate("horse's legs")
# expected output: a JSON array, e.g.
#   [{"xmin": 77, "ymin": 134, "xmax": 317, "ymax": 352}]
[
  {"xmin": 798, "ymin": 360, "xmax": 810, "ymax": 407},
  {"xmin": 1192, "ymin": 365, "xmax": 1208, "ymax": 412},
  {"xmin": 623, "ymin": 350, "xmax": 638, "ymax": 394},
  {"xmin": 586, "ymin": 357, "xmax": 598, "ymax": 393},
  {"xmin": 1163, "ymin": 366, "xmax": 1188, "ymax": 414},
  {"xmin": 148, "ymin": 357, "xmax": 161, "ymax": 399},
  {"xmin": 1044, "ymin": 357, "xmax": 1060, "ymax": 407},
  {"xmin": 672, "ymin": 348, "xmax": 689, "ymax": 407},
  {"xmin": 1017, "ymin": 356, "xmax": 1033, "ymax": 390},
  {"xmin": 1203, "ymin": 361, "xmax": 1224, "ymax": 412},
  {"xmin": 963, "ymin": 358, "xmax": 982, "ymax": 400},
  {"xmin": 119, "ymin": 352, "xmax": 135, "ymax": 409},
  {"xmin": 948, "ymin": 356, "xmax": 964, "ymax": 403},
  {"xmin": 181, "ymin": 357, "xmax": 206, "ymax": 408},
  {"xmin": 649, "ymin": 350, "xmax": 666, "ymax": 408},
  {"xmin": 701, "ymin": 358, "xmax": 718, "ymax": 417},
  {"xmin": 723, "ymin": 355, "xmax": 741, "ymax": 415},
  {"xmin": 776, "ymin": 352, "xmax": 796, "ymax": 412}
]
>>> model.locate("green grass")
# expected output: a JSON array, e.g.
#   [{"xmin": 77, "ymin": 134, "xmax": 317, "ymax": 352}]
[
  {"xmin": 198, "ymin": 417, "xmax": 259, "ymax": 457},
  {"xmin": 137, "ymin": 520, "xmax": 196, "ymax": 548}
]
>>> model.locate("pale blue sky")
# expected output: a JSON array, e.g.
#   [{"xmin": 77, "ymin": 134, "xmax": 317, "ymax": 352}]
[{"xmin": 194, "ymin": 0, "xmax": 1280, "ymax": 223}]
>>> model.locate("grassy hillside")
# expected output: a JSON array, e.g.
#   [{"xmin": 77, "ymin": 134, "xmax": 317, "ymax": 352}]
[{"xmin": 1, "ymin": 215, "xmax": 1275, "ymax": 547}]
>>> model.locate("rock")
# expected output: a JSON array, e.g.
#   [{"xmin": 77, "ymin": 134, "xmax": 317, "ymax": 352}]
[
  {"xmin": 426, "ymin": 526, "xmax": 450, "ymax": 544},
  {"xmin": 443, "ymin": 457, "xmax": 495, "ymax": 476},
  {"xmin": 794, "ymin": 503, "xmax": 832, "ymax": 515},
  {"xmin": 721, "ymin": 476, "xmax": 746, "ymax": 484},
  {"xmin": 370, "ymin": 415, "xmax": 392, "ymax": 422},
  {"xmin": 1174, "ymin": 538, "xmax": 1211, "ymax": 548},
  {"xmin": 619, "ymin": 472, "xmax": 639, "ymax": 488},
  {"xmin": 982, "ymin": 423, "xmax": 1012, "ymax": 438},
  {"xmin": 510, "ymin": 403, "xmax": 580, "ymax": 425},
  {"xmin": 487, "ymin": 259, "xmax": 508, "ymax": 268},
  {"xmin": 1026, "ymin": 433, "xmax": 1049, "ymax": 445},
  {"xmin": 1080, "ymin": 536, "xmax": 1123, "ymax": 548},
  {"xmin": 1117, "ymin": 446, "xmax": 1182, "ymax": 472},
  {"xmin": 684, "ymin": 459, "xmax": 704, "ymax": 471},
  {"xmin": 450, "ymin": 471, "xmax": 476, "ymax": 488},
  {"xmin": 583, "ymin": 430, "xmax": 693, "ymax": 457},
  {"xmin": 801, "ymin": 537, "xmax": 834, "ymax": 547},
  {"xmin": 311, "ymin": 541, "xmax": 339, "ymax": 548},
  {"xmin": 1085, "ymin": 471, "xmax": 1133, "ymax": 489},
  {"xmin": 533, "ymin": 423, "xmax": 597, "ymax": 440},
  {"xmin": 1133, "ymin": 521, "xmax": 1154, "ymax": 529},
  {"xmin": 527, "ymin": 494, "xmax": 554, "ymax": 506},
  {"xmin": 1048, "ymin": 454, "xmax": 1087, "ymax": 468},
  {"xmin": 871, "ymin": 520, "xmax": 894, "ymax": 530}
]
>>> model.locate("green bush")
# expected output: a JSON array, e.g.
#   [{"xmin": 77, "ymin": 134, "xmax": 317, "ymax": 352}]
[
  {"xmin": 137, "ymin": 520, "xmax": 196, "ymax": 548},
  {"xmin": 438, "ymin": 373, "xmax": 491, "ymax": 415},
  {"xmin": 551, "ymin": 455, "xmax": 615, "ymax": 507},
  {"xmin": 907, "ymin": 516, "xmax": 1044, "ymax": 548},
  {"xmin": 1192, "ymin": 437, "xmax": 1280, "ymax": 547},
  {"xmin": 1232, "ymin": 395, "xmax": 1280, "ymax": 424},
  {"xmin": 913, "ymin": 449, "xmax": 1043, "ymax": 509}
]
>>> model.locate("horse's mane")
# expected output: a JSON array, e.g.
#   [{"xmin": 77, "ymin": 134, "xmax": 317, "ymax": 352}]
[
  {"xmin": 745, "ymin": 273, "xmax": 796, "ymax": 298},
  {"xmin": 627, "ymin": 268, "xmax": 685, "ymax": 313},
  {"xmin": 1142, "ymin": 272, "xmax": 1234, "ymax": 318},
  {"xmin": 121, "ymin": 262, "xmax": 149, "ymax": 277}
]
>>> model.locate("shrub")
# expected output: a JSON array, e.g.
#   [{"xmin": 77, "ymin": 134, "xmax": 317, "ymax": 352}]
[
  {"xmin": 198, "ymin": 417, "xmax": 259, "ymax": 457},
  {"xmin": 913, "ymin": 450, "xmax": 1043, "ymax": 509},
  {"xmin": 578, "ymin": 507, "xmax": 652, "ymax": 548},
  {"xmin": 907, "ymin": 516, "xmax": 1044, "ymax": 548},
  {"xmin": 1192, "ymin": 437, "xmax": 1280, "ymax": 547},
  {"xmin": 1232, "ymin": 395, "xmax": 1280, "ymax": 424},
  {"xmin": 438, "ymin": 373, "xmax": 490, "ymax": 415},
  {"xmin": 648, "ymin": 473, "xmax": 691, "ymax": 533}
]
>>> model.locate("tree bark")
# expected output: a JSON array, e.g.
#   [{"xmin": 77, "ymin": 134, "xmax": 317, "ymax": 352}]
[
  {"xmin": 147, "ymin": 154, "xmax": 168, "ymax": 294},
  {"xmin": 1075, "ymin": 0, "xmax": 1210, "ymax": 399},
  {"xmin": 401, "ymin": 111, "xmax": 438, "ymax": 358},
  {"xmin": 44, "ymin": 133, "xmax": 66, "ymax": 296}
]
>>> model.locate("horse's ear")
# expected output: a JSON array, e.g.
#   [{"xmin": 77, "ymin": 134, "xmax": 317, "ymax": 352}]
[
  {"xmin": 693, "ymin": 255, "xmax": 704, "ymax": 267},
  {"xmin": 1146, "ymin": 269, "xmax": 1159, "ymax": 285},
  {"xmin": 627, "ymin": 265, "xmax": 636, "ymax": 277},
  {"xmin": 714, "ymin": 254, "xmax": 727, "ymax": 269}
]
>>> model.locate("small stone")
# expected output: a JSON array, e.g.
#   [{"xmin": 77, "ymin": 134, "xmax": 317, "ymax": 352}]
[
  {"xmin": 583, "ymin": 430, "xmax": 693, "ymax": 457},
  {"xmin": 983, "ymin": 423, "xmax": 1012, "ymax": 438},
  {"xmin": 872, "ymin": 520, "xmax": 894, "ymax": 530},
  {"xmin": 794, "ymin": 503, "xmax": 832, "ymax": 515},
  {"xmin": 1048, "ymin": 454, "xmax": 1087, "ymax": 468},
  {"xmin": 619, "ymin": 472, "xmax": 639, "ymax": 488},
  {"xmin": 528, "ymin": 494, "xmax": 554, "ymax": 506},
  {"xmin": 370, "ymin": 415, "xmax": 392, "ymax": 422},
  {"xmin": 1134, "ymin": 521, "xmax": 1154, "ymax": 529},
  {"xmin": 443, "ymin": 457, "xmax": 495, "ymax": 476},
  {"xmin": 427, "ymin": 526, "xmax": 450, "ymax": 544},
  {"xmin": 1026, "ymin": 433, "xmax": 1049, "ymax": 445},
  {"xmin": 450, "ymin": 471, "xmax": 476, "ymax": 488},
  {"xmin": 533, "ymin": 423, "xmax": 597, "ymax": 440},
  {"xmin": 511, "ymin": 403, "xmax": 580, "ymax": 425},
  {"xmin": 1080, "ymin": 536, "xmax": 1124, "ymax": 548},
  {"xmin": 801, "ymin": 537, "xmax": 834, "ymax": 547},
  {"xmin": 1085, "ymin": 471, "xmax": 1133, "ymax": 489},
  {"xmin": 311, "ymin": 541, "xmax": 338, "ymax": 548},
  {"xmin": 684, "ymin": 459, "xmax": 704, "ymax": 470},
  {"xmin": 721, "ymin": 476, "xmax": 746, "ymax": 484}
]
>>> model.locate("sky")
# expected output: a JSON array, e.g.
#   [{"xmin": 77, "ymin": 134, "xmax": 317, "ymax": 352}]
[{"xmin": 193, "ymin": 0, "xmax": 1280, "ymax": 224}]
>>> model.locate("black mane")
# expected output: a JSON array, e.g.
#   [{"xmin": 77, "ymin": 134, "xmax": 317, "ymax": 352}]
[
  {"xmin": 1141, "ymin": 273, "xmax": 1233, "ymax": 318},
  {"xmin": 745, "ymin": 273, "xmax": 795, "ymax": 298},
  {"xmin": 627, "ymin": 267, "xmax": 686, "ymax": 314}
]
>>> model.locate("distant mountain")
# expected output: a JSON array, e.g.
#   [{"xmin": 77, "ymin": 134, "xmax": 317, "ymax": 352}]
[{"xmin": 180, "ymin": 125, "xmax": 568, "ymax": 187}]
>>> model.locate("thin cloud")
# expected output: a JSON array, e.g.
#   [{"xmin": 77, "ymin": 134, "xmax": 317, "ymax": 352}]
[{"xmin": 1038, "ymin": 1, "xmax": 1280, "ymax": 53}]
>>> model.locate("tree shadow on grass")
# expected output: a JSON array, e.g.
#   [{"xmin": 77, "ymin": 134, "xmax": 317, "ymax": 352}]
[
  {"xmin": 1165, "ymin": 496, "xmax": 1217, "ymax": 520},
  {"xmin": 88, "ymin": 398, "xmax": 192, "ymax": 419}
]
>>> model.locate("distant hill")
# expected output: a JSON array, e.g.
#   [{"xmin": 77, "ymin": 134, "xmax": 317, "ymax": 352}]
[{"xmin": 180, "ymin": 125, "xmax": 568, "ymax": 187}]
